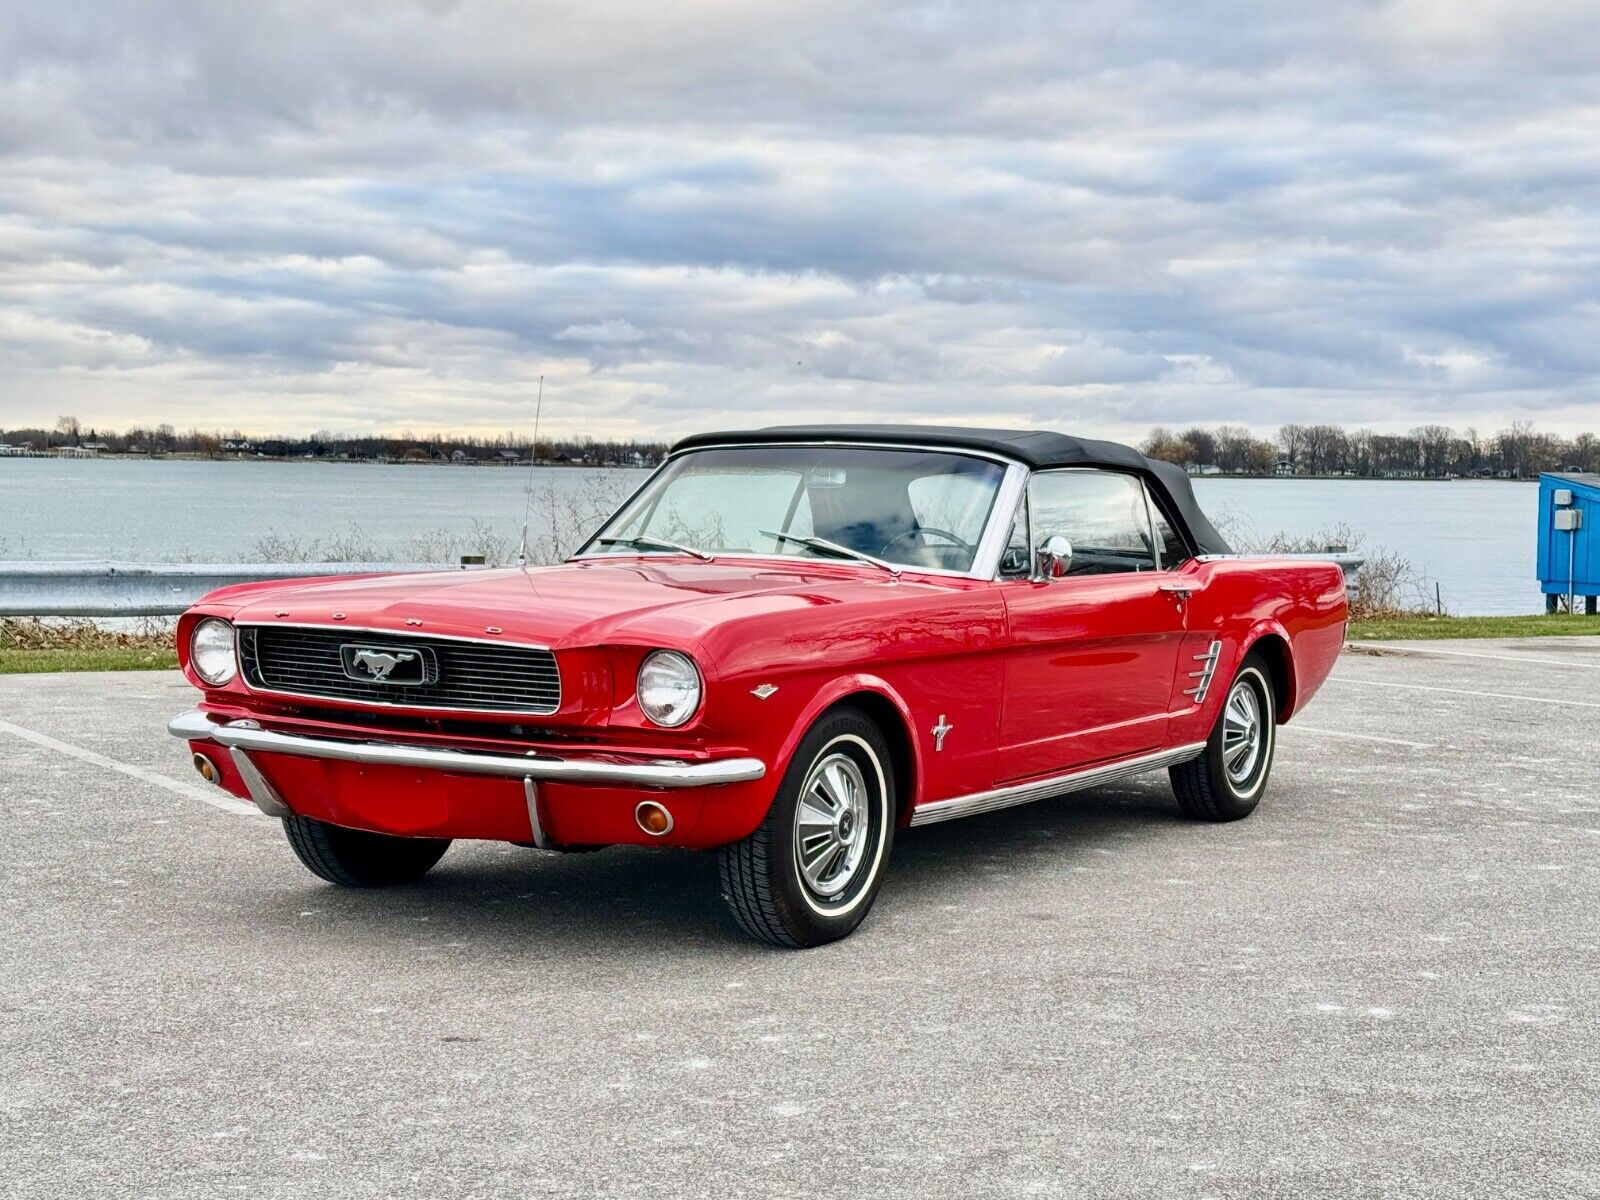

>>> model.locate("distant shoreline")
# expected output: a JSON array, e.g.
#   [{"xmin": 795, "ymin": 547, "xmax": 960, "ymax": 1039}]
[
  {"xmin": 3, "ymin": 453, "xmax": 645, "ymax": 470},
  {"xmin": 0, "ymin": 453, "xmax": 1542, "ymax": 482}
]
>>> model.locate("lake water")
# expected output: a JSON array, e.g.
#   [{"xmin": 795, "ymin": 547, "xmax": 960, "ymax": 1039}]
[{"xmin": 0, "ymin": 457, "xmax": 1542, "ymax": 614}]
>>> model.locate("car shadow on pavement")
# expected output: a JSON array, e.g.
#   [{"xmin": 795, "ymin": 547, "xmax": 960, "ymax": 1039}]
[{"xmin": 236, "ymin": 780, "xmax": 1185, "ymax": 955}]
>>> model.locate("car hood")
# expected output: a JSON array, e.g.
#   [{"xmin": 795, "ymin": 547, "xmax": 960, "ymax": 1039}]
[{"xmin": 213, "ymin": 558, "xmax": 953, "ymax": 652}]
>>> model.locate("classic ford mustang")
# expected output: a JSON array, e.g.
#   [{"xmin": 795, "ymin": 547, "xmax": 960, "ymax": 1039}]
[{"xmin": 169, "ymin": 425, "xmax": 1346, "ymax": 946}]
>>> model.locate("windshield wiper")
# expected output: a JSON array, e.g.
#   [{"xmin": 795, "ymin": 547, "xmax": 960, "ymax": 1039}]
[
  {"xmin": 593, "ymin": 535, "xmax": 714, "ymax": 562},
  {"xmin": 760, "ymin": 530, "xmax": 901, "ymax": 578}
]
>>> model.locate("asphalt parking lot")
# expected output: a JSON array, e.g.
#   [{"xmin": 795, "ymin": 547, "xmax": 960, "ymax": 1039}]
[{"xmin": 2, "ymin": 639, "xmax": 1598, "ymax": 1199}]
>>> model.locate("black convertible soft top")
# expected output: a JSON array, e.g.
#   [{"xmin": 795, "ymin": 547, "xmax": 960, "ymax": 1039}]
[{"xmin": 672, "ymin": 424, "xmax": 1234, "ymax": 556}]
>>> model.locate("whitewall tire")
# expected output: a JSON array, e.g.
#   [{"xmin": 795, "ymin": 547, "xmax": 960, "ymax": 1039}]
[
  {"xmin": 1169, "ymin": 654, "xmax": 1277, "ymax": 822},
  {"xmin": 719, "ymin": 708, "xmax": 895, "ymax": 947}
]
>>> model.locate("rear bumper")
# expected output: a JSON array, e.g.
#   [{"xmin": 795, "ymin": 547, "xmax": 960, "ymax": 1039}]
[{"xmin": 168, "ymin": 708, "xmax": 767, "ymax": 789}]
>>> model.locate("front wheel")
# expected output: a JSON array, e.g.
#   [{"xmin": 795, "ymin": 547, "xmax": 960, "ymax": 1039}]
[
  {"xmin": 719, "ymin": 708, "xmax": 896, "ymax": 947},
  {"xmin": 283, "ymin": 814, "xmax": 451, "ymax": 887},
  {"xmin": 1169, "ymin": 654, "xmax": 1277, "ymax": 822}
]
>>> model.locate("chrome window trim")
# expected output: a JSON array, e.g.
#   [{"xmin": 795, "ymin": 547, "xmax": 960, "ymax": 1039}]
[
  {"xmin": 1139, "ymin": 477, "xmax": 1197, "ymax": 570},
  {"xmin": 234, "ymin": 622, "xmax": 562, "ymax": 717},
  {"xmin": 993, "ymin": 484, "xmax": 1032, "ymax": 581},
  {"xmin": 1138, "ymin": 478, "xmax": 1163, "ymax": 570},
  {"xmin": 570, "ymin": 442, "xmax": 1030, "ymax": 582},
  {"xmin": 973, "ymin": 462, "xmax": 1030, "ymax": 580}
]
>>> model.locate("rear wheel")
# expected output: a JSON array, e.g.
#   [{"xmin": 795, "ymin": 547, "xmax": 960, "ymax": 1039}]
[
  {"xmin": 719, "ymin": 708, "xmax": 895, "ymax": 947},
  {"xmin": 1169, "ymin": 654, "xmax": 1276, "ymax": 822},
  {"xmin": 283, "ymin": 814, "xmax": 451, "ymax": 887}
]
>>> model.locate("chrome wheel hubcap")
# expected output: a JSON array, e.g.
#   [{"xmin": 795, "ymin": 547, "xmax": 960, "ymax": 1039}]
[
  {"xmin": 1222, "ymin": 678, "xmax": 1263, "ymax": 786},
  {"xmin": 794, "ymin": 751, "xmax": 871, "ymax": 900}
]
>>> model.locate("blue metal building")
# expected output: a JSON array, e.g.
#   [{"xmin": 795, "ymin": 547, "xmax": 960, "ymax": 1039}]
[{"xmin": 1538, "ymin": 472, "xmax": 1600, "ymax": 614}]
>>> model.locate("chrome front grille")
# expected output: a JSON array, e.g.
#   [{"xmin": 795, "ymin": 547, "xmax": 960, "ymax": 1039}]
[{"xmin": 238, "ymin": 626, "xmax": 561, "ymax": 714}]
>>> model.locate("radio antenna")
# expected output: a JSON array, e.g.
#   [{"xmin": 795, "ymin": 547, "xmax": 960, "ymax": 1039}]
[{"xmin": 517, "ymin": 373, "xmax": 544, "ymax": 568}]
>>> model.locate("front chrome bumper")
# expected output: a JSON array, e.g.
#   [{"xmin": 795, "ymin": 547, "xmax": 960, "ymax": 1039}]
[{"xmin": 168, "ymin": 709, "xmax": 767, "ymax": 790}]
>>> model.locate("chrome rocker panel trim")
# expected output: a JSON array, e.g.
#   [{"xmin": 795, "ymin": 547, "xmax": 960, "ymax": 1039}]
[
  {"xmin": 909, "ymin": 742, "xmax": 1207, "ymax": 826},
  {"xmin": 168, "ymin": 709, "xmax": 766, "ymax": 790}
]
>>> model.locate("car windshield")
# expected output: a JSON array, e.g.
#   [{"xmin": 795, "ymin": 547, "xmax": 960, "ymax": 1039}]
[{"xmin": 583, "ymin": 445, "xmax": 1007, "ymax": 573}]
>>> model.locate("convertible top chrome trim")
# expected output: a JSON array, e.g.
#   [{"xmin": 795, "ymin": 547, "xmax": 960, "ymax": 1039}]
[
  {"xmin": 909, "ymin": 742, "xmax": 1207, "ymax": 826},
  {"xmin": 168, "ymin": 709, "xmax": 766, "ymax": 789},
  {"xmin": 662, "ymin": 439, "xmax": 1024, "ymax": 467}
]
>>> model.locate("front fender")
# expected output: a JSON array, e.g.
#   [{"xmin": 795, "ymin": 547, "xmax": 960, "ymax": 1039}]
[{"xmin": 771, "ymin": 672, "xmax": 926, "ymax": 812}]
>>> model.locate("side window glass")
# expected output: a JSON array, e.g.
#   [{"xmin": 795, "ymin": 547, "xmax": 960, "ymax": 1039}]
[
  {"xmin": 1028, "ymin": 471, "xmax": 1157, "ymax": 575},
  {"xmin": 1147, "ymin": 497, "xmax": 1189, "ymax": 569}
]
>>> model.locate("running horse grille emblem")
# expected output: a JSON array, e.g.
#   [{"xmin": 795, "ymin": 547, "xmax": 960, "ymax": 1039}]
[{"xmin": 339, "ymin": 644, "xmax": 434, "ymax": 686}]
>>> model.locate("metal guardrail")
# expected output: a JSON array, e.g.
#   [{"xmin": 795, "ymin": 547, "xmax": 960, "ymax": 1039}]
[
  {"xmin": 0, "ymin": 552, "xmax": 1366, "ymax": 618},
  {"xmin": 0, "ymin": 561, "xmax": 477, "ymax": 618}
]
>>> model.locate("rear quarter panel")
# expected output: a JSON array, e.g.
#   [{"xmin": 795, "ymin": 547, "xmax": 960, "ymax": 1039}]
[{"xmin": 1166, "ymin": 557, "xmax": 1347, "ymax": 747}]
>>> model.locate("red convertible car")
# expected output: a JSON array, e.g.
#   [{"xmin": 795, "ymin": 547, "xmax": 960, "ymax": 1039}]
[{"xmin": 169, "ymin": 426, "xmax": 1346, "ymax": 946}]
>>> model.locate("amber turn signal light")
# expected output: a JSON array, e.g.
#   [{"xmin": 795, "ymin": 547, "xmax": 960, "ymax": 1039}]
[
  {"xmin": 192, "ymin": 753, "xmax": 221, "ymax": 785},
  {"xmin": 634, "ymin": 801, "xmax": 674, "ymax": 836}
]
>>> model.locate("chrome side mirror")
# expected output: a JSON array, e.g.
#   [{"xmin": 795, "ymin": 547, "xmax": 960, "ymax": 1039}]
[{"xmin": 1034, "ymin": 534, "xmax": 1073, "ymax": 580}]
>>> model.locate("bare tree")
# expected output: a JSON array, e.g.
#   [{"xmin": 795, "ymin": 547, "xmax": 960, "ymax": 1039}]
[
  {"xmin": 1346, "ymin": 429, "xmax": 1374, "ymax": 476},
  {"xmin": 1277, "ymin": 424, "xmax": 1305, "ymax": 470},
  {"xmin": 1241, "ymin": 437, "xmax": 1276, "ymax": 475},
  {"xmin": 1497, "ymin": 421, "xmax": 1535, "ymax": 477},
  {"xmin": 1573, "ymin": 433, "xmax": 1600, "ymax": 473},
  {"xmin": 55, "ymin": 415, "xmax": 82, "ymax": 447},
  {"xmin": 1141, "ymin": 428, "xmax": 1194, "ymax": 465},
  {"xmin": 1178, "ymin": 427, "xmax": 1217, "ymax": 467},
  {"xmin": 1411, "ymin": 425, "xmax": 1455, "ymax": 477},
  {"xmin": 1300, "ymin": 425, "xmax": 1348, "ymax": 474},
  {"xmin": 1212, "ymin": 425, "xmax": 1250, "ymax": 473}
]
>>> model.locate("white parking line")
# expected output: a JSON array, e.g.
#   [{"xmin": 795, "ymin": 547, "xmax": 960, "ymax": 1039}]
[
  {"xmin": 1328, "ymin": 677, "xmax": 1600, "ymax": 709},
  {"xmin": 1285, "ymin": 724, "xmax": 1434, "ymax": 749},
  {"xmin": 0, "ymin": 718, "xmax": 265, "ymax": 817},
  {"xmin": 1348, "ymin": 643, "xmax": 1600, "ymax": 671}
]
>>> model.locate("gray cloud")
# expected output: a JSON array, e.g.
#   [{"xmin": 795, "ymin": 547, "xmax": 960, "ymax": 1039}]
[{"xmin": 1, "ymin": 0, "xmax": 1597, "ymax": 441}]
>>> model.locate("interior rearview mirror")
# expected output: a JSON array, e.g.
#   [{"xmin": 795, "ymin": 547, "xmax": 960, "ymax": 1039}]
[{"xmin": 1035, "ymin": 534, "xmax": 1073, "ymax": 580}]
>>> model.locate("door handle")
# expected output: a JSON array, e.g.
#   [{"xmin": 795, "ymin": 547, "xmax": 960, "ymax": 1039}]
[{"xmin": 1158, "ymin": 582, "xmax": 1196, "ymax": 600}]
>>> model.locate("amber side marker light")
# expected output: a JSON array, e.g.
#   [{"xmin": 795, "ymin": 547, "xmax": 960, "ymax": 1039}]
[
  {"xmin": 192, "ymin": 753, "xmax": 221, "ymax": 785},
  {"xmin": 635, "ymin": 801, "xmax": 674, "ymax": 836}
]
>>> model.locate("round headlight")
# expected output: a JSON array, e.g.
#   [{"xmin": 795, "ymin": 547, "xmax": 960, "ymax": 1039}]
[
  {"xmin": 637, "ymin": 650, "xmax": 702, "ymax": 727},
  {"xmin": 190, "ymin": 618, "xmax": 238, "ymax": 686}
]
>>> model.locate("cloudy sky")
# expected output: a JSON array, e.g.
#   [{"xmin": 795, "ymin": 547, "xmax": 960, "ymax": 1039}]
[{"xmin": 1, "ymin": 0, "xmax": 1597, "ymax": 443}]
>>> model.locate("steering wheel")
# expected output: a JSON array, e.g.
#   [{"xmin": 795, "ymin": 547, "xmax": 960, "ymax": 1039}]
[{"xmin": 878, "ymin": 526, "xmax": 976, "ymax": 558}]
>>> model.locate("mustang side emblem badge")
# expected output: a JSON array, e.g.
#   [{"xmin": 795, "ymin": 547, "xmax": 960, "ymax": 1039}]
[
  {"xmin": 340, "ymin": 644, "xmax": 433, "ymax": 686},
  {"xmin": 932, "ymin": 714, "xmax": 953, "ymax": 751},
  {"xmin": 751, "ymin": 684, "xmax": 779, "ymax": 700}
]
